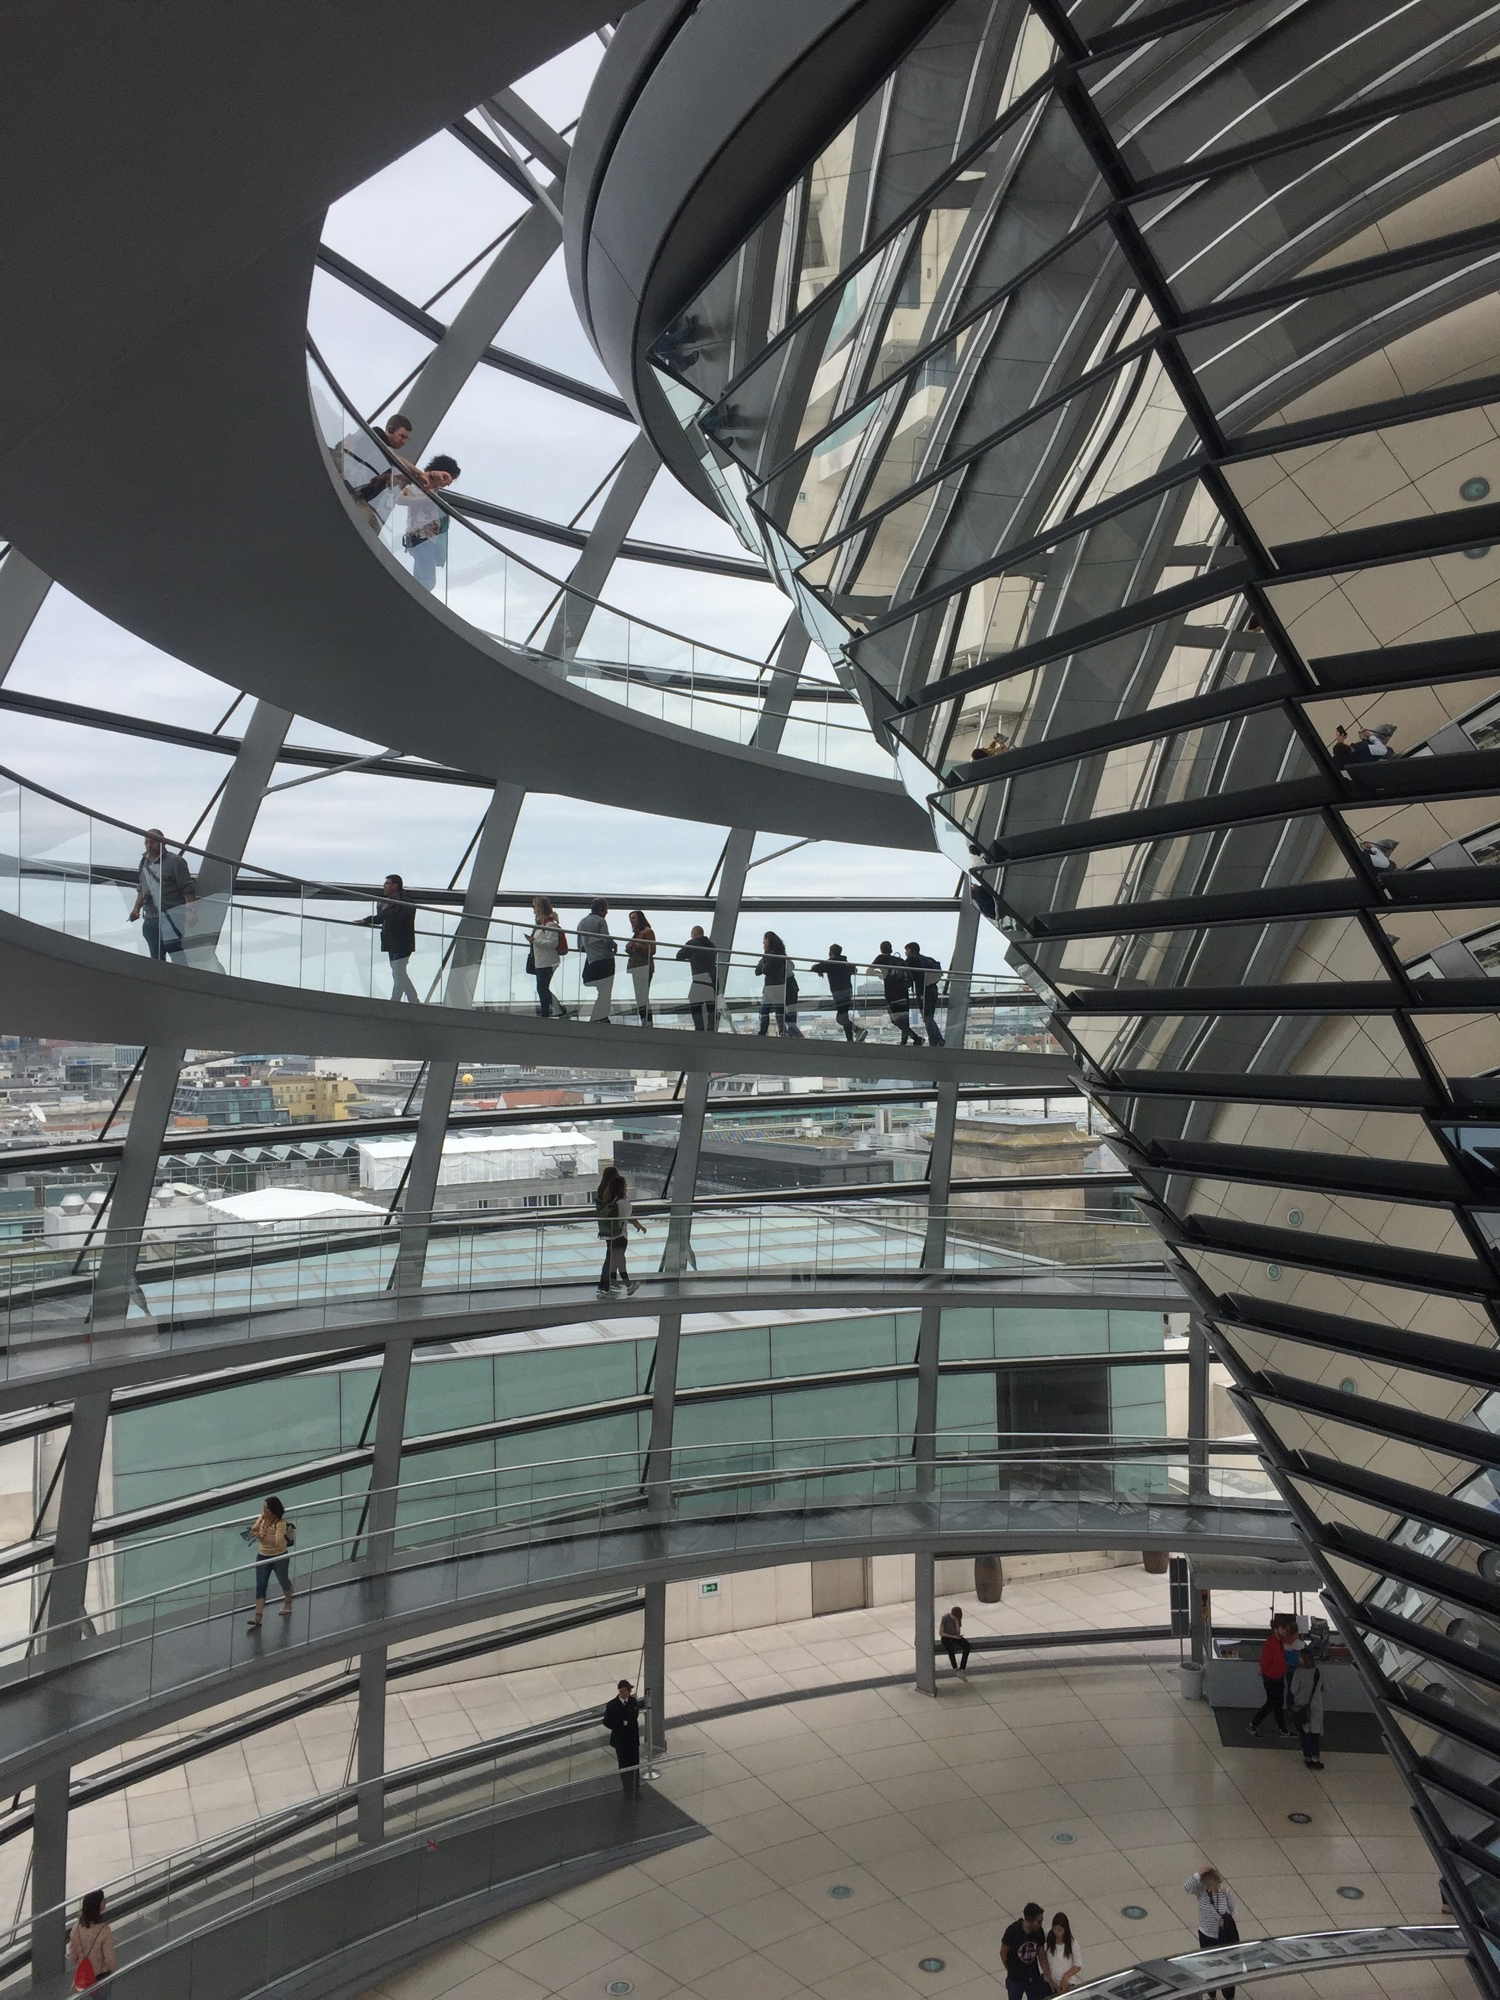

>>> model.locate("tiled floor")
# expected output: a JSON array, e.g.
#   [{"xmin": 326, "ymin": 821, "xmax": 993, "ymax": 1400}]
[
  {"xmin": 343, "ymin": 1579, "xmax": 1480, "ymax": 2000},
  {"xmin": 26, "ymin": 1567, "xmax": 1480, "ymax": 1997},
  {"xmin": 58, "ymin": 1564, "xmax": 1209, "ymax": 1899}
]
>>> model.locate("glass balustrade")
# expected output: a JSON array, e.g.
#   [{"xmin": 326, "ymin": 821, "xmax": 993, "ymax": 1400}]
[
  {"xmin": 0, "ymin": 1438, "xmax": 1281, "ymax": 1701},
  {"xmin": 0, "ymin": 1726, "xmax": 702, "ymax": 1998},
  {"xmin": 0, "ymin": 761, "xmax": 1049, "ymax": 1054},
  {"xmin": 305, "ymin": 349, "xmax": 894, "ymax": 776},
  {"xmin": 0, "ymin": 1198, "xmax": 1166, "ymax": 1361}
]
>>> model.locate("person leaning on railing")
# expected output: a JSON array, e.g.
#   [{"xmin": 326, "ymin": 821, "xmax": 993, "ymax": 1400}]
[
  {"xmin": 675, "ymin": 925, "xmax": 720, "ymax": 1031},
  {"xmin": 337, "ymin": 411, "xmax": 419, "ymax": 529}
]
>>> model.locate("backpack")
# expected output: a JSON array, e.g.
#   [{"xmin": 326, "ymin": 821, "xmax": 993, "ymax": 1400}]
[{"xmin": 73, "ymin": 1927, "xmax": 102, "ymax": 1989}]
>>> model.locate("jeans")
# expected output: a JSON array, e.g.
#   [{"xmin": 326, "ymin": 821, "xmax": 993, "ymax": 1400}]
[
  {"xmin": 887, "ymin": 1002, "xmax": 916, "ymax": 1042},
  {"xmin": 630, "ymin": 964, "xmax": 653, "ymax": 1025},
  {"xmin": 832, "ymin": 1002, "xmax": 856, "ymax": 1041},
  {"xmin": 757, "ymin": 1005, "xmax": 785, "ymax": 1035},
  {"xmin": 142, "ymin": 906, "xmax": 185, "ymax": 959},
  {"xmin": 1252, "ymin": 1674, "xmax": 1287, "ymax": 1732},
  {"xmin": 1005, "ymin": 1977, "xmax": 1047, "ymax": 2000},
  {"xmin": 389, "ymin": 954, "xmax": 418, "ymax": 1002},
  {"xmin": 688, "ymin": 983, "xmax": 716, "ymax": 1031},
  {"xmin": 918, "ymin": 994, "xmax": 944, "ymax": 1044},
  {"xmin": 411, "ymin": 538, "xmax": 442, "ymax": 592},
  {"xmin": 534, "ymin": 966, "xmax": 556, "ymax": 1016},
  {"xmin": 254, "ymin": 1556, "xmax": 292, "ymax": 1602},
  {"xmin": 943, "ymin": 1638, "xmax": 970, "ymax": 1672},
  {"xmin": 1300, "ymin": 1729, "xmax": 1321, "ymax": 1765},
  {"xmin": 1198, "ymin": 1932, "xmax": 1236, "ymax": 1998}
]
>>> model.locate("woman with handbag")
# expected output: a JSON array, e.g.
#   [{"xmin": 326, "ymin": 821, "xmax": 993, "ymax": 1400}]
[
  {"xmin": 1184, "ymin": 1867, "xmax": 1238, "ymax": 1999},
  {"xmin": 246, "ymin": 1494, "xmax": 295, "ymax": 1630},
  {"xmin": 577, "ymin": 899, "xmax": 616, "ymax": 1023},
  {"xmin": 67, "ymin": 1890, "xmax": 117, "ymax": 1990},
  {"xmin": 528, "ymin": 897, "xmax": 571, "ymax": 1018},
  {"xmin": 594, "ymin": 1165, "xmax": 645, "ymax": 1296}
]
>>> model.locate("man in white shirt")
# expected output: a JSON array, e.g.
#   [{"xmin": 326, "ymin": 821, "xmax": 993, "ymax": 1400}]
[
  {"xmin": 399, "ymin": 456, "xmax": 460, "ymax": 591},
  {"xmin": 338, "ymin": 412, "xmax": 417, "ymax": 528}
]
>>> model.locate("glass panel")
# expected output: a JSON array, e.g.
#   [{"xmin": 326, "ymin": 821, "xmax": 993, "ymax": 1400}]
[
  {"xmin": 1089, "ymin": 0, "xmax": 1490, "ymax": 183},
  {"xmin": 856, "ymin": 477, "xmax": 1243, "ymax": 697},
  {"xmin": 1416, "ymin": 1014, "xmax": 1500, "ymax": 1096},
  {"xmin": 1193, "ymin": 1259, "xmax": 1494, "ymax": 1347},
  {"xmin": 1271, "ymin": 545, "xmax": 1500, "ymax": 676},
  {"xmin": 784, "ymin": 297, "xmax": 1177, "ymax": 589},
  {"xmin": 1183, "ymin": 236, "xmax": 1500, "ymax": 437},
  {"xmin": 898, "ymin": 596, "xmax": 1273, "ymax": 768},
  {"xmin": 943, "ymin": 709, "xmax": 1316, "ymax": 848},
  {"xmin": 1229, "ymin": 395, "xmax": 1500, "ymax": 562},
  {"xmin": 1067, "ymin": 1011, "xmax": 1421, "ymax": 1087},
  {"xmin": 1180, "ymin": 1176, "xmax": 1480, "ymax": 1267},
  {"xmin": 719, "ymin": 91, "xmax": 1102, "ymax": 486},
  {"xmin": 991, "ymin": 809, "xmax": 1353, "ymax": 922},
  {"xmin": 1030, "ymin": 915, "xmax": 1389, "ymax": 1000},
  {"xmin": 1306, "ymin": 673, "xmax": 1500, "ymax": 764},
  {"xmin": 1098, "ymin": 1090, "xmax": 1447, "ymax": 1169},
  {"xmin": 1133, "ymin": 67, "xmax": 1500, "ymax": 311}
]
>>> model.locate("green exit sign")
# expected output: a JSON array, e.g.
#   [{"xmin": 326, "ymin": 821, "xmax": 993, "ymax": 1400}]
[{"xmin": 698, "ymin": 1580, "xmax": 720, "ymax": 1598}]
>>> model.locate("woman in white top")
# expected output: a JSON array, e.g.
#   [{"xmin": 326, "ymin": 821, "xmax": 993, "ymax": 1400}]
[
  {"xmin": 397, "ymin": 455, "xmax": 459, "ymax": 592},
  {"xmin": 67, "ymin": 1889, "xmax": 118, "ymax": 1986},
  {"xmin": 529, "ymin": 897, "xmax": 571, "ymax": 1018},
  {"xmin": 1044, "ymin": 1911, "xmax": 1082, "ymax": 1993},
  {"xmin": 1185, "ymin": 1867, "xmax": 1238, "ymax": 1998}
]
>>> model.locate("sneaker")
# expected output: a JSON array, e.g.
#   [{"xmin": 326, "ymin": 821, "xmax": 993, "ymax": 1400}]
[
  {"xmin": 624, "ymin": 1280, "xmax": 640, "ymax": 1296},
  {"xmin": 1248, "ymin": 1722, "xmax": 1261, "ymax": 1737},
  {"xmin": 855, "ymin": 1027, "xmax": 869, "ymax": 1042},
  {"xmin": 596, "ymin": 1286, "xmax": 612, "ymax": 1298}
]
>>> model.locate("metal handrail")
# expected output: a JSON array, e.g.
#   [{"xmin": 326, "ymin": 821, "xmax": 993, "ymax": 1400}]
[
  {"xmin": 1, "ymin": 755, "xmax": 1029, "ymax": 979},
  {"xmin": 18, "ymin": 1441, "xmax": 1275, "ymax": 1654},
  {"xmin": 307, "ymin": 337, "xmax": 835, "ymax": 683}
]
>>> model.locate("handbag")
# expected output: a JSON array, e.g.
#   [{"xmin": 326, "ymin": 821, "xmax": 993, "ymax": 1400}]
[
  {"xmin": 1216, "ymin": 1900, "xmax": 1240, "ymax": 1947},
  {"xmin": 73, "ymin": 1929, "xmax": 101, "ymax": 1989},
  {"xmin": 525, "ymin": 949, "xmax": 536, "ymax": 974}
]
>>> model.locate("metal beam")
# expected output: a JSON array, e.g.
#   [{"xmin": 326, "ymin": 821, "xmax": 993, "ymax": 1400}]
[
  {"xmin": 93, "ymin": 1044, "xmax": 184, "ymax": 1314},
  {"xmin": 543, "ymin": 434, "xmax": 661, "ymax": 658},
  {"xmin": 398, "ymin": 205, "xmax": 562, "ymax": 452},
  {"xmin": 0, "ymin": 549, "xmax": 50, "ymax": 684},
  {"xmin": 393, "ymin": 783, "xmax": 526, "ymax": 1290}
]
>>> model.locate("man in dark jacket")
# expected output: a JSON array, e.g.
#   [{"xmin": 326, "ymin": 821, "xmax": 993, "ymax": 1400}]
[
  {"xmin": 812, "ymin": 945, "xmax": 868, "ymax": 1043},
  {"xmin": 128, "ymin": 829, "xmax": 195, "ymax": 960},
  {"xmin": 603, "ymin": 1679, "xmax": 643, "ymax": 1797},
  {"xmin": 903, "ymin": 942, "xmax": 946, "ymax": 1045},
  {"xmin": 360, "ymin": 873, "xmax": 419, "ymax": 1001},
  {"xmin": 869, "ymin": 942, "xmax": 918, "ymax": 1045}
]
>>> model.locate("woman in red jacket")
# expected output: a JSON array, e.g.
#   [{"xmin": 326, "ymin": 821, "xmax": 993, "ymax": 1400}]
[{"xmin": 1249, "ymin": 1615, "xmax": 1297, "ymax": 1736}]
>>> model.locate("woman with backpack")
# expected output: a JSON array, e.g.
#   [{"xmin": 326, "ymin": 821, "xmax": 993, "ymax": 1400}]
[
  {"xmin": 67, "ymin": 1889, "xmax": 117, "ymax": 1988},
  {"xmin": 246, "ymin": 1494, "xmax": 295, "ymax": 1630},
  {"xmin": 528, "ymin": 897, "xmax": 571, "ymax": 1018},
  {"xmin": 594, "ymin": 1165, "xmax": 645, "ymax": 1296}
]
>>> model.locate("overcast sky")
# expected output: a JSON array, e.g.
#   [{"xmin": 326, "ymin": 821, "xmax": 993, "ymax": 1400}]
[{"xmin": 1, "ymin": 33, "xmax": 1003, "ymax": 1005}]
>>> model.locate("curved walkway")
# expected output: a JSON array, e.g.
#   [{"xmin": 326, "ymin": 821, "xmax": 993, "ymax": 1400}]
[
  {"xmin": 0, "ymin": 909, "xmax": 1062, "ymax": 1080},
  {"xmin": 0, "ymin": 1267, "xmax": 1183, "ymax": 1408},
  {"xmin": 0, "ymin": 1475, "xmax": 1292, "ymax": 1793},
  {"xmin": 0, "ymin": 4, "xmax": 930, "ymax": 848}
]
